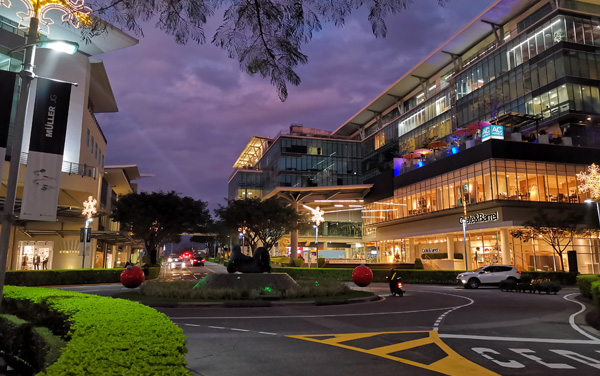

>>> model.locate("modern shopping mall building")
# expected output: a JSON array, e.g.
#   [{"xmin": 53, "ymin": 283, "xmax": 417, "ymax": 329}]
[{"xmin": 229, "ymin": 0, "xmax": 600, "ymax": 272}]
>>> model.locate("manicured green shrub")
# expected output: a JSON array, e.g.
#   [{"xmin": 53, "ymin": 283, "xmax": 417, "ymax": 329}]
[
  {"xmin": 4, "ymin": 267, "xmax": 160, "ymax": 286},
  {"xmin": 293, "ymin": 258, "xmax": 303, "ymax": 267},
  {"xmin": 591, "ymin": 280, "xmax": 600, "ymax": 309},
  {"xmin": 420, "ymin": 253, "xmax": 464, "ymax": 260},
  {"xmin": 577, "ymin": 275, "xmax": 600, "ymax": 299},
  {"xmin": 521, "ymin": 271, "xmax": 577, "ymax": 286},
  {"xmin": 2, "ymin": 286, "xmax": 189, "ymax": 375},
  {"xmin": 414, "ymin": 259, "xmax": 424, "ymax": 269},
  {"xmin": 317, "ymin": 257, "xmax": 326, "ymax": 268},
  {"xmin": 0, "ymin": 314, "xmax": 66, "ymax": 374},
  {"xmin": 270, "ymin": 267, "xmax": 578, "ymax": 285}
]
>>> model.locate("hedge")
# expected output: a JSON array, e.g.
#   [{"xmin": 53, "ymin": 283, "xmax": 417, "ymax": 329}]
[
  {"xmin": 5, "ymin": 267, "xmax": 160, "ymax": 286},
  {"xmin": 576, "ymin": 275, "xmax": 600, "ymax": 299},
  {"xmin": 592, "ymin": 280, "xmax": 600, "ymax": 309},
  {"xmin": 2, "ymin": 286, "xmax": 189, "ymax": 375},
  {"xmin": 0, "ymin": 314, "xmax": 66, "ymax": 374},
  {"xmin": 271, "ymin": 267, "xmax": 579, "ymax": 285}
]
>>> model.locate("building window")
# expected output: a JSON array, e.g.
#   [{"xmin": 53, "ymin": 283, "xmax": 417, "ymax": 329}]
[
  {"xmin": 95, "ymin": 143, "xmax": 98, "ymax": 159},
  {"xmin": 86, "ymin": 129, "xmax": 90, "ymax": 147},
  {"xmin": 91, "ymin": 136, "xmax": 94, "ymax": 154}
]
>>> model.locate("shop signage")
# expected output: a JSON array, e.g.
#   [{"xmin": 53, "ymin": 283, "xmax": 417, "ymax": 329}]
[
  {"xmin": 21, "ymin": 79, "xmax": 72, "ymax": 221},
  {"xmin": 459, "ymin": 211, "xmax": 499, "ymax": 225},
  {"xmin": 422, "ymin": 248, "xmax": 439, "ymax": 253},
  {"xmin": 481, "ymin": 125, "xmax": 504, "ymax": 142}
]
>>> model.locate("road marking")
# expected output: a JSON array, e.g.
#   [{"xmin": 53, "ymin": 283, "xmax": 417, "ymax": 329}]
[
  {"xmin": 230, "ymin": 328, "xmax": 249, "ymax": 332},
  {"xmin": 184, "ymin": 324, "xmax": 200, "ymax": 327},
  {"xmin": 440, "ymin": 333, "xmax": 600, "ymax": 344},
  {"xmin": 208, "ymin": 326, "xmax": 225, "ymax": 329},
  {"xmin": 563, "ymin": 293, "xmax": 600, "ymax": 342},
  {"xmin": 258, "ymin": 331, "xmax": 278, "ymax": 336},
  {"xmin": 419, "ymin": 291, "xmax": 474, "ymax": 331},
  {"xmin": 170, "ymin": 306, "xmax": 463, "ymax": 320},
  {"xmin": 510, "ymin": 348, "xmax": 575, "ymax": 369},
  {"xmin": 472, "ymin": 348, "xmax": 525, "ymax": 368},
  {"xmin": 550, "ymin": 350, "xmax": 600, "ymax": 369},
  {"xmin": 288, "ymin": 330, "xmax": 498, "ymax": 376}
]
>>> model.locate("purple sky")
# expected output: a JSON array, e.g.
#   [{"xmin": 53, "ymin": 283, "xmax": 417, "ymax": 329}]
[{"xmin": 95, "ymin": 0, "xmax": 495, "ymax": 211}]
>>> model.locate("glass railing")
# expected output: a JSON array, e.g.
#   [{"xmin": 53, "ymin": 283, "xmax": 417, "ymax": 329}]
[
  {"xmin": 19, "ymin": 152, "xmax": 97, "ymax": 178},
  {"xmin": 298, "ymin": 221, "xmax": 362, "ymax": 238}
]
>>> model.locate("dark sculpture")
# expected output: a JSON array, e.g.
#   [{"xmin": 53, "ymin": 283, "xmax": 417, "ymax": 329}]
[{"xmin": 227, "ymin": 245, "xmax": 272, "ymax": 273}]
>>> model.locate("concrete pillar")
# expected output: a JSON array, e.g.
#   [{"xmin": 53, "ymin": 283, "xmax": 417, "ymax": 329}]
[
  {"xmin": 500, "ymin": 228, "xmax": 511, "ymax": 265},
  {"xmin": 446, "ymin": 235, "xmax": 455, "ymax": 259}
]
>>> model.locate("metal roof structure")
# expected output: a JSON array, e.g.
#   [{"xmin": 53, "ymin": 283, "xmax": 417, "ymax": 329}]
[
  {"xmin": 232, "ymin": 136, "xmax": 272, "ymax": 169},
  {"xmin": 332, "ymin": 0, "xmax": 540, "ymax": 138}
]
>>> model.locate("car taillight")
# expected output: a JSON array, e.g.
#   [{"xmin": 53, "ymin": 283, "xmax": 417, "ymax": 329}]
[
  {"xmin": 397, "ymin": 282, "xmax": 403, "ymax": 289},
  {"xmin": 518, "ymin": 271, "xmax": 521, "ymax": 274},
  {"xmin": 202, "ymin": 259, "xmax": 205, "ymax": 263}
]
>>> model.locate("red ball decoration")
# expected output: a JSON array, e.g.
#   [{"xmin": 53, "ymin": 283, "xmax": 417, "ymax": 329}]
[
  {"xmin": 352, "ymin": 265, "xmax": 373, "ymax": 287},
  {"xmin": 120, "ymin": 266, "xmax": 145, "ymax": 288}
]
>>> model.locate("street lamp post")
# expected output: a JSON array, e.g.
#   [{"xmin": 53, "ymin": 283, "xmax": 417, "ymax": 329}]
[
  {"xmin": 81, "ymin": 196, "xmax": 97, "ymax": 268},
  {"xmin": 461, "ymin": 190, "xmax": 470, "ymax": 271},
  {"xmin": 311, "ymin": 206, "xmax": 324, "ymax": 268}
]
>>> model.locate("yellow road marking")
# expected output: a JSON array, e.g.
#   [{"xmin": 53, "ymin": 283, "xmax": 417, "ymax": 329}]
[{"xmin": 287, "ymin": 331, "xmax": 499, "ymax": 376}]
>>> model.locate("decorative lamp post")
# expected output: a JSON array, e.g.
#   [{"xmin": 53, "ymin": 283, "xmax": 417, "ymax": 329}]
[
  {"xmin": 311, "ymin": 206, "xmax": 324, "ymax": 268},
  {"xmin": 0, "ymin": 0, "xmax": 89, "ymax": 304},
  {"xmin": 461, "ymin": 186, "xmax": 470, "ymax": 271},
  {"xmin": 81, "ymin": 195, "xmax": 97, "ymax": 268},
  {"xmin": 578, "ymin": 163, "xmax": 600, "ymax": 226}
]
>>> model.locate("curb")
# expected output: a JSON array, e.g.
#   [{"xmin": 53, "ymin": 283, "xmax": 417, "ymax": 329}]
[{"xmin": 145, "ymin": 294, "xmax": 381, "ymax": 309}]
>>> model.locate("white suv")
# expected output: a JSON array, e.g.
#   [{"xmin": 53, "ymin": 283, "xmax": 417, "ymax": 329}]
[{"xmin": 457, "ymin": 265, "xmax": 521, "ymax": 289}]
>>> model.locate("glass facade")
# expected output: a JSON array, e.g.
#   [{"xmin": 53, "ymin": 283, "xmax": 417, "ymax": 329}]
[
  {"xmin": 228, "ymin": 170, "xmax": 262, "ymax": 200},
  {"xmin": 260, "ymin": 136, "xmax": 362, "ymax": 193},
  {"xmin": 363, "ymin": 159, "xmax": 587, "ymax": 226},
  {"xmin": 456, "ymin": 14, "xmax": 600, "ymax": 127}
]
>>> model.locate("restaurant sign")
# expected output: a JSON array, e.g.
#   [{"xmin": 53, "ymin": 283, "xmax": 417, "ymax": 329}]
[
  {"xmin": 481, "ymin": 125, "xmax": 504, "ymax": 142},
  {"xmin": 459, "ymin": 211, "xmax": 499, "ymax": 225},
  {"xmin": 422, "ymin": 248, "xmax": 439, "ymax": 253}
]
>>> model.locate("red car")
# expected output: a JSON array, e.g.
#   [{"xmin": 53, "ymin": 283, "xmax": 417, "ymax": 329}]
[{"xmin": 179, "ymin": 252, "xmax": 205, "ymax": 266}]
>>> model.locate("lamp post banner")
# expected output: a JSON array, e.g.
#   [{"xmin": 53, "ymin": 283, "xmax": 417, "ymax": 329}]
[
  {"xmin": 20, "ymin": 79, "xmax": 72, "ymax": 221},
  {"xmin": 0, "ymin": 70, "xmax": 17, "ymax": 182}
]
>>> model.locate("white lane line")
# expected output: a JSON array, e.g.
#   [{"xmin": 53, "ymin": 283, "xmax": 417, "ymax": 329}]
[
  {"xmin": 423, "ymin": 291, "xmax": 474, "ymax": 331},
  {"xmin": 230, "ymin": 328, "xmax": 249, "ymax": 332},
  {"xmin": 259, "ymin": 331, "xmax": 278, "ymax": 336},
  {"xmin": 185, "ymin": 324, "xmax": 200, "ymax": 327},
  {"xmin": 563, "ymin": 293, "xmax": 600, "ymax": 342},
  {"xmin": 170, "ymin": 306, "xmax": 463, "ymax": 320},
  {"xmin": 440, "ymin": 333, "xmax": 600, "ymax": 344},
  {"xmin": 208, "ymin": 326, "xmax": 226, "ymax": 329}
]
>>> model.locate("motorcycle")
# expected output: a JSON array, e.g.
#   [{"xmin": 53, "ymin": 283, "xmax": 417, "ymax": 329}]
[{"xmin": 387, "ymin": 270, "xmax": 404, "ymax": 297}]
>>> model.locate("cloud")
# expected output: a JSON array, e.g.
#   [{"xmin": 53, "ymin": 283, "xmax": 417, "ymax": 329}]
[{"xmin": 95, "ymin": 0, "xmax": 495, "ymax": 212}]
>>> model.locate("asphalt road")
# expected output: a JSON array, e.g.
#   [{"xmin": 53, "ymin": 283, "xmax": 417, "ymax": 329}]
[{"xmin": 52, "ymin": 264, "xmax": 600, "ymax": 375}]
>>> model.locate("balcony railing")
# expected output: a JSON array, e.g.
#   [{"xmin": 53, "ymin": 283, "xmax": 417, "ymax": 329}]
[{"xmin": 19, "ymin": 152, "xmax": 97, "ymax": 179}]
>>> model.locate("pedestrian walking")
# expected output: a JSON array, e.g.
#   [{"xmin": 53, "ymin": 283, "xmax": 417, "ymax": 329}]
[
  {"xmin": 33, "ymin": 253, "xmax": 41, "ymax": 270},
  {"xmin": 42, "ymin": 256, "xmax": 48, "ymax": 270}
]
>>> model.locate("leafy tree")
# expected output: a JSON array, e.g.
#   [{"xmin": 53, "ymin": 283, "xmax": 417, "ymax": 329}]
[
  {"xmin": 111, "ymin": 191, "xmax": 212, "ymax": 265},
  {"xmin": 85, "ymin": 0, "xmax": 448, "ymax": 101},
  {"xmin": 509, "ymin": 209, "xmax": 591, "ymax": 272},
  {"xmin": 215, "ymin": 197, "xmax": 301, "ymax": 252}
]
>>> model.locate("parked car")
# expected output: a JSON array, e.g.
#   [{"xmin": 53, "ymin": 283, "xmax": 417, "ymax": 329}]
[{"xmin": 457, "ymin": 265, "xmax": 521, "ymax": 289}]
